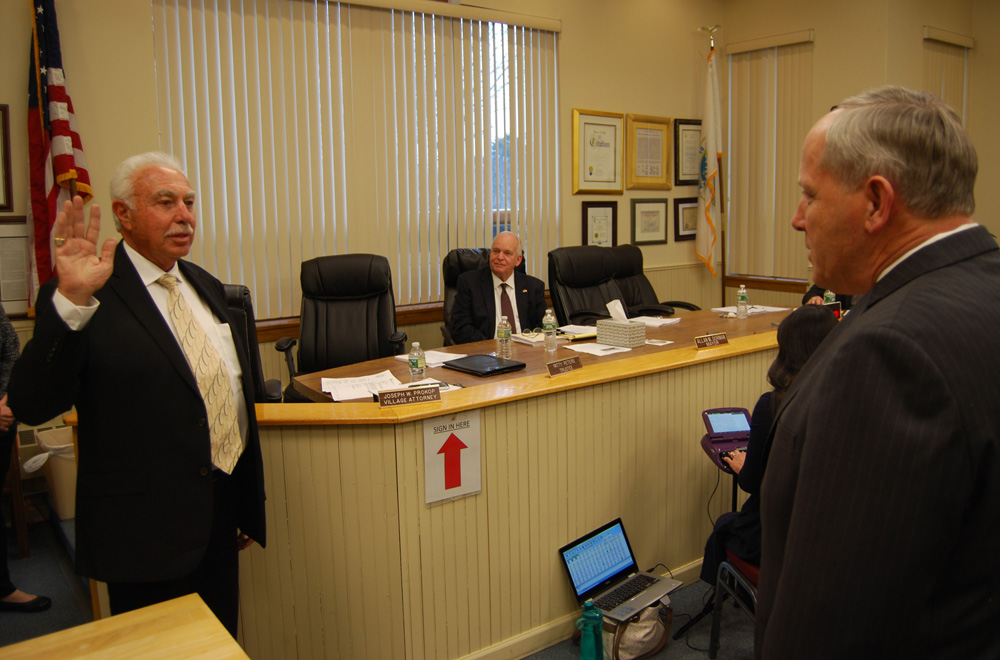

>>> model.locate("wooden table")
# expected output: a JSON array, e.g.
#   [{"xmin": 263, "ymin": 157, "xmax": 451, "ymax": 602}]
[
  {"xmin": 2, "ymin": 594, "xmax": 248, "ymax": 660},
  {"xmin": 291, "ymin": 308, "xmax": 789, "ymax": 402}
]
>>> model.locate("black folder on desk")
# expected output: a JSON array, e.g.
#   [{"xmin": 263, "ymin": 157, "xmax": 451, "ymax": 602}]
[{"xmin": 442, "ymin": 354, "xmax": 526, "ymax": 377}]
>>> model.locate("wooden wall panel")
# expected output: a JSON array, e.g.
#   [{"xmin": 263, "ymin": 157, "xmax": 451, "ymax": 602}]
[{"xmin": 240, "ymin": 346, "xmax": 776, "ymax": 659}]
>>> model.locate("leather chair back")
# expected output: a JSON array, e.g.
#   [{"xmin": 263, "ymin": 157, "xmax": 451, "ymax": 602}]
[
  {"xmin": 610, "ymin": 244, "xmax": 665, "ymax": 311},
  {"xmin": 547, "ymin": 246, "xmax": 624, "ymax": 326},
  {"xmin": 297, "ymin": 253, "xmax": 404, "ymax": 374},
  {"xmin": 224, "ymin": 284, "xmax": 281, "ymax": 403},
  {"xmin": 609, "ymin": 244, "xmax": 700, "ymax": 315}
]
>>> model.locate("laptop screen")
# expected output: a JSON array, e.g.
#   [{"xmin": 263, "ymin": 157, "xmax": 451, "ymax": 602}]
[{"xmin": 558, "ymin": 518, "xmax": 639, "ymax": 602}]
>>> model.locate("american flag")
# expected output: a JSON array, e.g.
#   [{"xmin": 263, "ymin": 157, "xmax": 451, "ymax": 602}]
[{"xmin": 28, "ymin": 0, "xmax": 91, "ymax": 301}]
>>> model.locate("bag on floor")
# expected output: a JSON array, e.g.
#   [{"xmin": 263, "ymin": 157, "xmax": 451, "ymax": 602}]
[{"xmin": 602, "ymin": 600, "xmax": 672, "ymax": 660}]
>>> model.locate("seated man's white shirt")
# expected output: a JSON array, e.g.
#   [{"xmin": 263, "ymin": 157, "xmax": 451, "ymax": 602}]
[{"xmin": 491, "ymin": 272, "xmax": 522, "ymax": 335}]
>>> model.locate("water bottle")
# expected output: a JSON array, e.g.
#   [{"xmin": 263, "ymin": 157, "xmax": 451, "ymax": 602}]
[
  {"xmin": 496, "ymin": 315, "xmax": 512, "ymax": 359},
  {"xmin": 542, "ymin": 308, "xmax": 558, "ymax": 352},
  {"xmin": 736, "ymin": 284, "xmax": 749, "ymax": 319},
  {"xmin": 408, "ymin": 342, "xmax": 426, "ymax": 381},
  {"xmin": 823, "ymin": 289, "xmax": 836, "ymax": 304},
  {"xmin": 576, "ymin": 599, "xmax": 603, "ymax": 660}
]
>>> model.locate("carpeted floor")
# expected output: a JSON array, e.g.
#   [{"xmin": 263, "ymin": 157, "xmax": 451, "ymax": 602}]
[
  {"xmin": 1, "ymin": 511, "xmax": 92, "ymax": 648},
  {"xmin": 1, "ymin": 503, "xmax": 754, "ymax": 658},
  {"xmin": 523, "ymin": 580, "xmax": 754, "ymax": 660}
]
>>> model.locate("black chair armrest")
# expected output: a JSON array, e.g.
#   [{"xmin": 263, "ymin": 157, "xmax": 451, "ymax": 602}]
[
  {"xmin": 275, "ymin": 336, "xmax": 298, "ymax": 379},
  {"xmin": 568, "ymin": 309, "xmax": 611, "ymax": 326},
  {"xmin": 389, "ymin": 331, "xmax": 408, "ymax": 355},
  {"xmin": 628, "ymin": 303, "xmax": 676, "ymax": 317},
  {"xmin": 441, "ymin": 325, "xmax": 455, "ymax": 347},
  {"xmin": 263, "ymin": 378, "xmax": 283, "ymax": 403}
]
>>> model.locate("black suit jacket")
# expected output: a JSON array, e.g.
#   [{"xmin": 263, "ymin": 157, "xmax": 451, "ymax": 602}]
[
  {"xmin": 757, "ymin": 225, "xmax": 1000, "ymax": 659},
  {"xmin": 9, "ymin": 242, "xmax": 266, "ymax": 583},
  {"xmin": 449, "ymin": 267, "xmax": 546, "ymax": 344}
]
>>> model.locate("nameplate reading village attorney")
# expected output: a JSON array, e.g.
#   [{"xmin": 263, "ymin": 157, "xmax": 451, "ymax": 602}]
[
  {"xmin": 377, "ymin": 384, "xmax": 442, "ymax": 408},
  {"xmin": 546, "ymin": 356, "xmax": 583, "ymax": 377},
  {"xmin": 694, "ymin": 332, "xmax": 729, "ymax": 350}
]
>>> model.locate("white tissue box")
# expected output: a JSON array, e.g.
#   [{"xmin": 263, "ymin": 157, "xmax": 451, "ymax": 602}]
[{"xmin": 596, "ymin": 319, "xmax": 646, "ymax": 348}]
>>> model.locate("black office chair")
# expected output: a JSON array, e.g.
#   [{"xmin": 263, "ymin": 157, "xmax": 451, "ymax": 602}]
[
  {"xmin": 440, "ymin": 247, "xmax": 528, "ymax": 345},
  {"xmin": 224, "ymin": 284, "xmax": 283, "ymax": 403},
  {"xmin": 610, "ymin": 244, "xmax": 700, "ymax": 316},
  {"xmin": 547, "ymin": 246, "xmax": 625, "ymax": 326},
  {"xmin": 275, "ymin": 254, "xmax": 407, "ymax": 402}
]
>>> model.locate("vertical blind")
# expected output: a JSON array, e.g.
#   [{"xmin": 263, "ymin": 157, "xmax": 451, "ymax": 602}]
[
  {"xmin": 726, "ymin": 41, "xmax": 813, "ymax": 281},
  {"xmin": 922, "ymin": 39, "xmax": 969, "ymax": 124},
  {"xmin": 152, "ymin": 0, "xmax": 559, "ymax": 319}
]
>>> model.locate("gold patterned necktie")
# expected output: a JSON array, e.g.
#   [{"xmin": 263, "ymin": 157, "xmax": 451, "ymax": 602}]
[{"xmin": 157, "ymin": 274, "xmax": 243, "ymax": 474}]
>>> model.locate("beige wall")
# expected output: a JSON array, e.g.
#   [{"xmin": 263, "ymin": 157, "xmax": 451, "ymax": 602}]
[
  {"xmin": 1, "ymin": 0, "xmax": 160, "ymax": 249},
  {"xmin": 1, "ymin": 0, "xmax": 997, "ymax": 314},
  {"xmin": 969, "ymin": 0, "xmax": 1000, "ymax": 237}
]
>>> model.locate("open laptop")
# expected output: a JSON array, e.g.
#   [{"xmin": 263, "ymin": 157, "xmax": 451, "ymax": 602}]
[
  {"xmin": 558, "ymin": 518, "xmax": 682, "ymax": 621},
  {"xmin": 442, "ymin": 354, "xmax": 526, "ymax": 377}
]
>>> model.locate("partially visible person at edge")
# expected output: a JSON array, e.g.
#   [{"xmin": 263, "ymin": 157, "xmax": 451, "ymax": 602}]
[
  {"xmin": 0, "ymin": 302, "xmax": 52, "ymax": 613},
  {"xmin": 8, "ymin": 152, "xmax": 266, "ymax": 636},
  {"xmin": 756, "ymin": 86, "xmax": 1000, "ymax": 658},
  {"xmin": 800, "ymin": 283, "xmax": 852, "ymax": 312}
]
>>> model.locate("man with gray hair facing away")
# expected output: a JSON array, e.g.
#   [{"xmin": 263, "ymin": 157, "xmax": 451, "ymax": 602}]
[{"xmin": 756, "ymin": 86, "xmax": 1000, "ymax": 658}]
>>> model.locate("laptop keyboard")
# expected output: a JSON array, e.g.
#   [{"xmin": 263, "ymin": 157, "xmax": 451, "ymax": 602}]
[{"xmin": 594, "ymin": 574, "xmax": 658, "ymax": 611}]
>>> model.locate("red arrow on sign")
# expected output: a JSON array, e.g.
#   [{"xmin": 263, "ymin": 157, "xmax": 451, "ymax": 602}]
[{"xmin": 437, "ymin": 433, "xmax": 468, "ymax": 489}]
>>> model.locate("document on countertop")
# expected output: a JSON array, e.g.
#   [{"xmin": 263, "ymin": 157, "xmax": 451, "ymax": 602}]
[
  {"xmin": 557, "ymin": 324, "xmax": 598, "ymax": 340},
  {"xmin": 630, "ymin": 316, "xmax": 682, "ymax": 327},
  {"xmin": 563, "ymin": 343, "xmax": 632, "ymax": 356},
  {"xmin": 394, "ymin": 350, "xmax": 468, "ymax": 367},
  {"xmin": 512, "ymin": 332, "xmax": 568, "ymax": 346},
  {"xmin": 322, "ymin": 369, "xmax": 403, "ymax": 401}
]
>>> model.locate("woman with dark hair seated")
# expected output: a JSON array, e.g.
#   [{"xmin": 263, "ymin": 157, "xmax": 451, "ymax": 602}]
[{"xmin": 700, "ymin": 304, "xmax": 839, "ymax": 585}]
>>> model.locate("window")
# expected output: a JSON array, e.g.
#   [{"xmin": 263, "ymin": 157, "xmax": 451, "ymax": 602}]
[
  {"xmin": 726, "ymin": 34, "xmax": 813, "ymax": 282},
  {"xmin": 152, "ymin": 0, "xmax": 559, "ymax": 318}
]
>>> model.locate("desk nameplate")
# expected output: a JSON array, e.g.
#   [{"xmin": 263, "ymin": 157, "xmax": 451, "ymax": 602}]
[
  {"xmin": 694, "ymin": 332, "xmax": 729, "ymax": 349},
  {"xmin": 546, "ymin": 356, "xmax": 583, "ymax": 376},
  {"xmin": 377, "ymin": 384, "xmax": 442, "ymax": 407}
]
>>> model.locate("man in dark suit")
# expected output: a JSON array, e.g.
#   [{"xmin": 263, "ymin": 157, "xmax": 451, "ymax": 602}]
[
  {"xmin": 756, "ymin": 87, "xmax": 1000, "ymax": 658},
  {"xmin": 449, "ymin": 231, "xmax": 546, "ymax": 343},
  {"xmin": 9, "ymin": 152, "xmax": 265, "ymax": 637}
]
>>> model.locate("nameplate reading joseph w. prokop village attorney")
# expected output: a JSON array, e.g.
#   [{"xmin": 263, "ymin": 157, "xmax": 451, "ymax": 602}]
[{"xmin": 377, "ymin": 384, "xmax": 442, "ymax": 407}]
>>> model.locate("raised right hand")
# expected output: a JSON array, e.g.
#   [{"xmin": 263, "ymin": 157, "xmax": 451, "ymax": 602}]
[{"xmin": 53, "ymin": 195, "xmax": 118, "ymax": 306}]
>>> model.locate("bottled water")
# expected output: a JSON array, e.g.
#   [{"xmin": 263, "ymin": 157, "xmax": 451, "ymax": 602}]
[
  {"xmin": 736, "ymin": 284, "xmax": 749, "ymax": 319},
  {"xmin": 496, "ymin": 315, "xmax": 512, "ymax": 359},
  {"xmin": 823, "ymin": 289, "xmax": 836, "ymax": 304},
  {"xmin": 542, "ymin": 308, "xmax": 558, "ymax": 352},
  {"xmin": 576, "ymin": 600, "xmax": 603, "ymax": 660},
  {"xmin": 408, "ymin": 342, "xmax": 426, "ymax": 381}
]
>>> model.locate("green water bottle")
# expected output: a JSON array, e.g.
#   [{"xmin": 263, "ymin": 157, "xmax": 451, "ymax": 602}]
[{"xmin": 576, "ymin": 599, "xmax": 603, "ymax": 660}]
